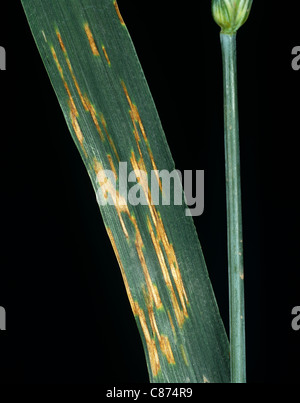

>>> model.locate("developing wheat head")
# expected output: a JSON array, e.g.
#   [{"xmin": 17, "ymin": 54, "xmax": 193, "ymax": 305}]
[{"xmin": 212, "ymin": 0, "xmax": 253, "ymax": 34}]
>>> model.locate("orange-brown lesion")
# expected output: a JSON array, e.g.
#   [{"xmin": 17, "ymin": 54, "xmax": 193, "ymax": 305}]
[
  {"xmin": 130, "ymin": 215, "xmax": 162, "ymax": 310},
  {"xmin": 94, "ymin": 155, "xmax": 164, "ymax": 312},
  {"xmin": 56, "ymin": 29, "xmax": 89, "ymax": 112},
  {"xmin": 106, "ymin": 228, "xmax": 161, "ymax": 377},
  {"xmin": 51, "ymin": 27, "xmax": 182, "ymax": 374},
  {"xmin": 84, "ymin": 22, "xmax": 100, "ymax": 56},
  {"xmin": 113, "ymin": 0, "xmax": 125, "ymax": 26},
  {"xmin": 129, "ymin": 151, "xmax": 161, "ymax": 232},
  {"xmin": 102, "ymin": 45, "xmax": 111, "ymax": 66},
  {"xmin": 50, "ymin": 45, "xmax": 64, "ymax": 79},
  {"xmin": 98, "ymin": 161, "xmax": 180, "ymax": 373},
  {"xmin": 144, "ymin": 288, "xmax": 175, "ymax": 364},
  {"xmin": 107, "ymin": 154, "xmax": 117, "ymax": 179},
  {"xmin": 50, "ymin": 45, "xmax": 88, "ymax": 155},
  {"xmin": 55, "ymin": 30, "xmax": 66, "ymax": 53},
  {"xmin": 100, "ymin": 114, "xmax": 120, "ymax": 161},
  {"xmin": 129, "ymin": 146, "xmax": 189, "ymax": 327},
  {"xmin": 121, "ymin": 81, "xmax": 162, "ymax": 191},
  {"xmin": 131, "ymin": 149, "xmax": 188, "ymax": 323},
  {"xmin": 94, "ymin": 159, "xmax": 129, "ymax": 238},
  {"xmin": 83, "ymin": 95, "xmax": 105, "ymax": 141},
  {"xmin": 135, "ymin": 303, "xmax": 161, "ymax": 376},
  {"xmin": 108, "ymin": 226, "xmax": 177, "ymax": 376},
  {"xmin": 155, "ymin": 213, "xmax": 189, "ymax": 319},
  {"xmin": 100, "ymin": 155, "xmax": 180, "ymax": 366},
  {"xmin": 130, "ymin": 151, "xmax": 153, "ymax": 213},
  {"xmin": 107, "ymin": 229, "xmax": 175, "ymax": 375},
  {"xmin": 147, "ymin": 217, "xmax": 188, "ymax": 328},
  {"xmin": 69, "ymin": 100, "xmax": 83, "ymax": 145},
  {"xmin": 54, "ymin": 29, "xmax": 121, "ymax": 155}
]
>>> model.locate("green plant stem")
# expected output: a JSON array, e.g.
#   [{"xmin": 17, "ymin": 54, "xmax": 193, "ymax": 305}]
[{"xmin": 220, "ymin": 33, "xmax": 246, "ymax": 383}]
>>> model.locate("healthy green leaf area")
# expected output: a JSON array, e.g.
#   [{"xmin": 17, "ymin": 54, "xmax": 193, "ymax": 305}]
[{"xmin": 21, "ymin": 0, "xmax": 230, "ymax": 383}]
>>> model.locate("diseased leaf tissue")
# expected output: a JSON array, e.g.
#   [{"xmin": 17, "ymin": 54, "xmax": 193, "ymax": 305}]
[{"xmin": 20, "ymin": 0, "xmax": 230, "ymax": 383}]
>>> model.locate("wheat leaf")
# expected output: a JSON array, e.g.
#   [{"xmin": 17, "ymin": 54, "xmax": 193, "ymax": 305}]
[{"xmin": 20, "ymin": 0, "xmax": 230, "ymax": 383}]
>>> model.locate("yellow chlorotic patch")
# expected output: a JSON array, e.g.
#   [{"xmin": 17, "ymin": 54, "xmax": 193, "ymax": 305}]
[{"xmin": 180, "ymin": 344, "xmax": 189, "ymax": 367}]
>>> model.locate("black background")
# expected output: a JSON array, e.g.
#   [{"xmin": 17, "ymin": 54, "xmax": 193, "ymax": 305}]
[{"xmin": 0, "ymin": 1, "xmax": 299, "ymax": 384}]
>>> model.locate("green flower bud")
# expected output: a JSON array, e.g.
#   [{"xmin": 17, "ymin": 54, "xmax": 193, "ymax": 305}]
[{"xmin": 212, "ymin": 0, "xmax": 253, "ymax": 34}]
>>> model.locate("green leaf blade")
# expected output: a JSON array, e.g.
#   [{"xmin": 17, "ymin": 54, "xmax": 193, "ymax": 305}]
[{"xmin": 21, "ymin": 0, "xmax": 230, "ymax": 383}]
